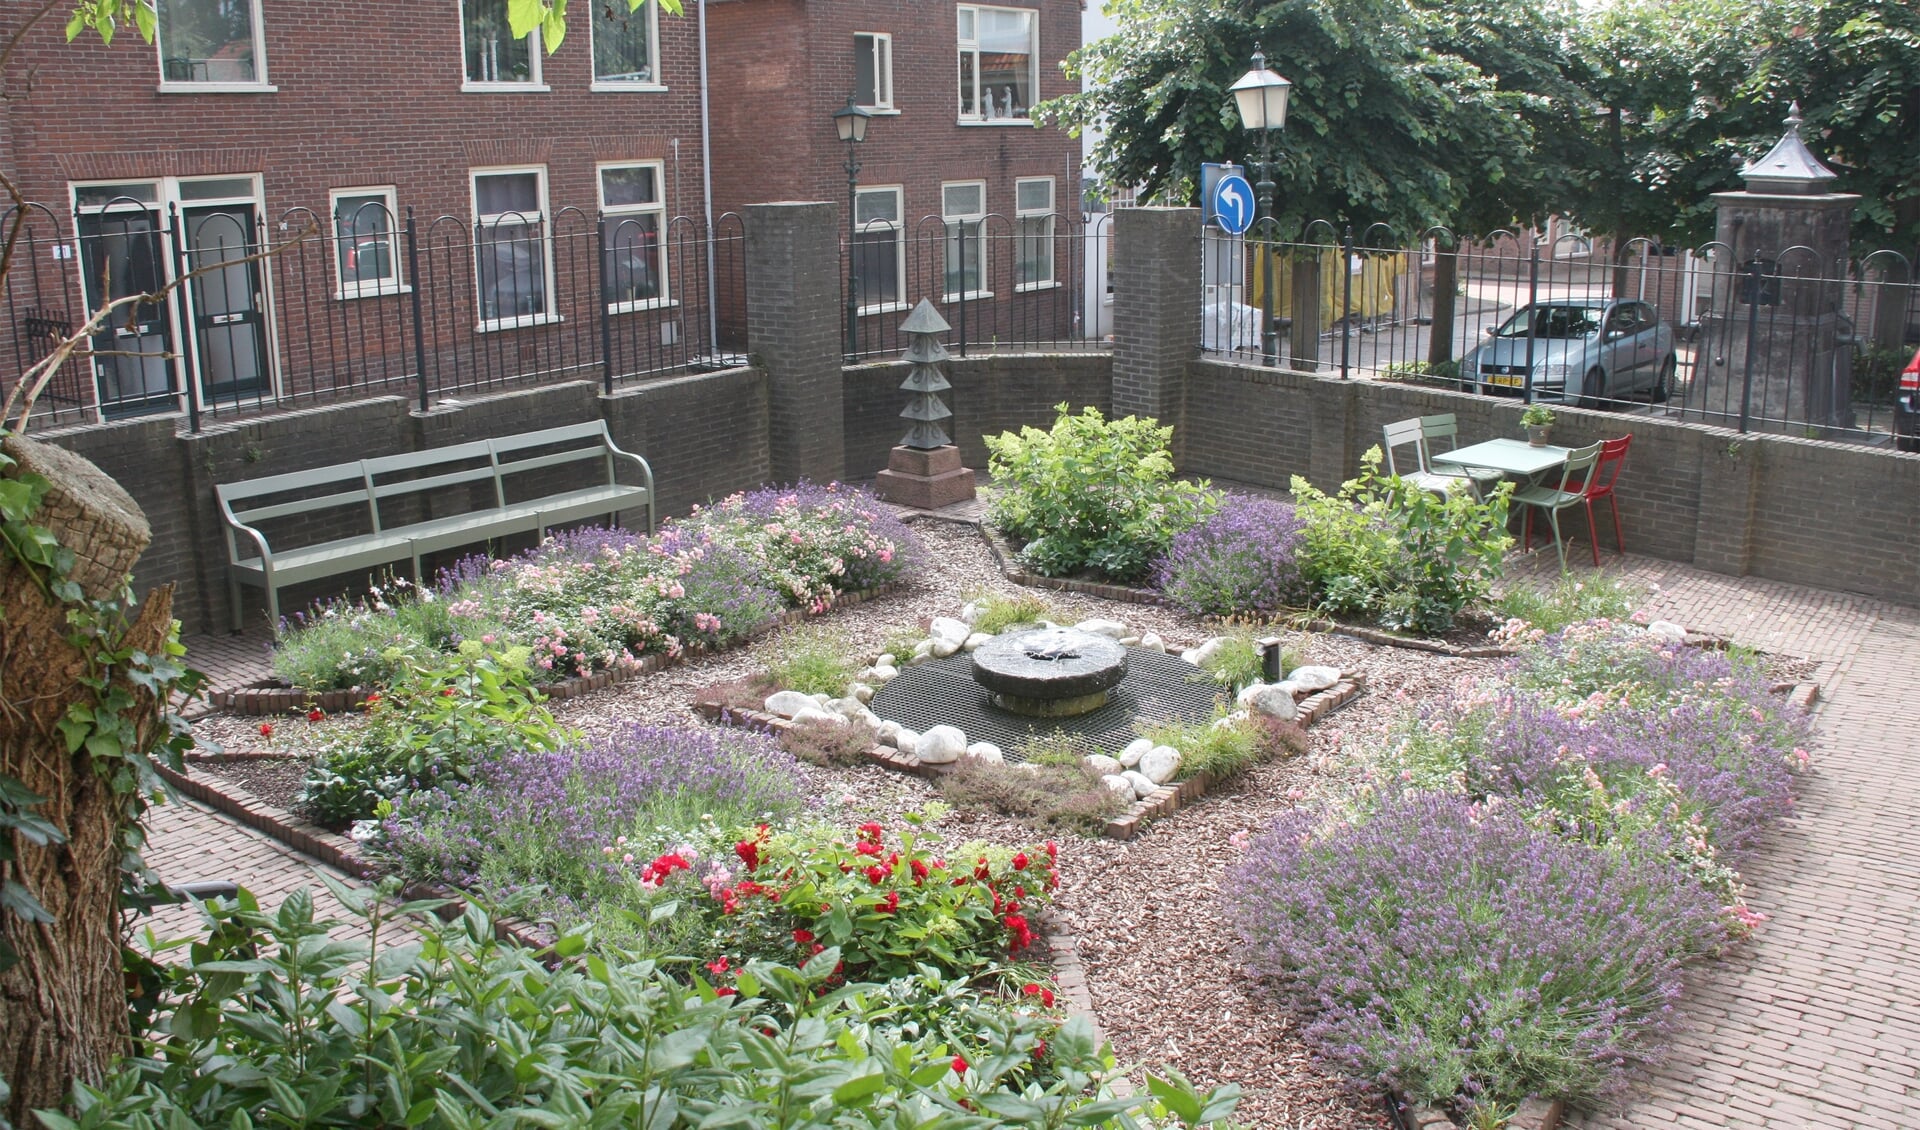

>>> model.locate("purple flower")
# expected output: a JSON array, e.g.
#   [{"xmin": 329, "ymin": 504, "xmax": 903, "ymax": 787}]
[{"xmin": 1153, "ymin": 493, "xmax": 1307, "ymax": 615}]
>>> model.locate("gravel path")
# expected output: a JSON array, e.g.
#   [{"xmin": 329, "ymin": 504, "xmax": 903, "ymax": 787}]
[{"xmin": 195, "ymin": 518, "xmax": 1503, "ymax": 1125}]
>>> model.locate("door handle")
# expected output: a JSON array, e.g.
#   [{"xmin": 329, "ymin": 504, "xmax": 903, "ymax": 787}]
[{"xmin": 209, "ymin": 312, "xmax": 248, "ymax": 325}]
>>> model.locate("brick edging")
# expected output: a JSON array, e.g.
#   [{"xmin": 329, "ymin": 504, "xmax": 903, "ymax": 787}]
[
  {"xmin": 154, "ymin": 760, "xmax": 371, "ymax": 879},
  {"xmin": 696, "ymin": 672, "xmax": 1367, "ymax": 841},
  {"xmin": 977, "ymin": 526, "xmax": 1167, "ymax": 606},
  {"xmin": 1393, "ymin": 1093, "xmax": 1565, "ymax": 1130},
  {"xmin": 210, "ymin": 583, "xmax": 899, "ymax": 715}
]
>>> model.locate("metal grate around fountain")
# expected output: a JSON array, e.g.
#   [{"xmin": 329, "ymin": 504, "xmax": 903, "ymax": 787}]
[{"xmin": 868, "ymin": 644, "xmax": 1224, "ymax": 762}]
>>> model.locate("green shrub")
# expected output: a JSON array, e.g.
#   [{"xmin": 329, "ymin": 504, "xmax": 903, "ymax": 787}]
[
  {"xmin": 765, "ymin": 625, "xmax": 857, "ymax": 697},
  {"xmin": 968, "ymin": 590, "xmax": 1057, "ymax": 635},
  {"xmin": 270, "ymin": 581, "xmax": 444, "ymax": 691},
  {"xmin": 1291, "ymin": 447, "xmax": 1511, "ymax": 634},
  {"xmin": 296, "ymin": 645, "xmax": 568, "ymax": 826},
  {"xmin": 1139, "ymin": 712, "xmax": 1266, "ymax": 783},
  {"xmin": 1495, "ymin": 571, "xmax": 1639, "ymax": 636},
  {"xmin": 1194, "ymin": 632, "xmax": 1265, "ymax": 695},
  {"xmin": 985, "ymin": 403, "xmax": 1217, "ymax": 582},
  {"xmin": 84, "ymin": 885, "xmax": 1241, "ymax": 1130}
]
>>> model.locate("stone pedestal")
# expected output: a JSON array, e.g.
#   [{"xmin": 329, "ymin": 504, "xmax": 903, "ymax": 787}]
[{"xmin": 873, "ymin": 444, "xmax": 975, "ymax": 509}]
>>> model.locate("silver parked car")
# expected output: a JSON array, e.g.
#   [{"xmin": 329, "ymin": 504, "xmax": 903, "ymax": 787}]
[{"xmin": 1463, "ymin": 298, "xmax": 1676, "ymax": 406}]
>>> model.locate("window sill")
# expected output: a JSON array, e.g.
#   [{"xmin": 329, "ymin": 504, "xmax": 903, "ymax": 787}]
[
  {"xmin": 156, "ymin": 81, "xmax": 277, "ymax": 94},
  {"xmin": 462, "ymin": 82, "xmax": 551, "ymax": 93},
  {"xmin": 591, "ymin": 81, "xmax": 669, "ymax": 93},
  {"xmin": 334, "ymin": 283, "xmax": 413, "ymax": 301},
  {"xmin": 859, "ymin": 106, "xmax": 900, "ymax": 116},
  {"xmin": 607, "ymin": 297, "xmax": 678, "ymax": 315},
  {"xmin": 940, "ymin": 290, "xmax": 995, "ymax": 304},
  {"xmin": 476, "ymin": 312, "xmax": 564, "ymax": 333},
  {"xmin": 957, "ymin": 118, "xmax": 1033, "ymax": 127},
  {"xmin": 1014, "ymin": 280, "xmax": 1061, "ymax": 294},
  {"xmin": 857, "ymin": 301, "xmax": 909, "ymax": 317}
]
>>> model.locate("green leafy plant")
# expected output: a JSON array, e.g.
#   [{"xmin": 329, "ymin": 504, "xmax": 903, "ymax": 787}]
[
  {"xmin": 1291, "ymin": 448, "xmax": 1512, "ymax": 635},
  {"xmin": 1519, "ymin": 403, "xmax": 1556, "ymax": 427},
  {"xmin": 1194, "ymin": 631, "xmax": 1265, "ymax": 695},
  {"xmin": 1495, "ymin": 571, "xmax": 1639, "ymax": 637},
  {"xmin": 967, "ymin": 590, "xmax": 1058, "ymax": 635},
  {"xmin": 985, "ymin": 403, "xmax": 1217, "ymax": 583},
  {"xmin": 1137, "ymin": 711, "xmax": 1288, "ymax": 784},
  {"xmin": 297, "ymin": 645, "xmax": 568, "ymax": 826},
  {"xmin": 765, "ymin": 625, "xmax": 858, "ymax": 697},
  {"xmin": 68, "ymin": 880, "xmax": 1243, "ymax": 1129}
]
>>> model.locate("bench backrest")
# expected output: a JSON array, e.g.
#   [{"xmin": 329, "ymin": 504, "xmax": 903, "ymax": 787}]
[
  {"xmin": 215, "ymin": 462, "xmax": 378, "ymax": 553},
  {"xmin": 489, "ymin": 421, "xmax": 620, "ymax": 502},
  {"xmin": 362, "ymin": 439, "xmax": 502, "ymax": 532}
]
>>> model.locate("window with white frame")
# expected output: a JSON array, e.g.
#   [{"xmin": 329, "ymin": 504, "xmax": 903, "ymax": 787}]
[
  {"xmin": 330, "ymin": 188, "xmax": 403, "ymax": 297},
  {"xmin": 942, "ymin": 181, "xmax": 989, "ymax": 300},
  {"xmin": 852, "ymin": 186, "xmax": 904, "ymax": 312},
  {"xmin": 471, "ymin": 168, "xmax": 552, "ymax": 326},
  {"xmin": 854, "ymin": 33, "xmax": 893, "ymax": 111},
  {"xmin": 957, "ymin": 5, "xmax": 1035, "ymax": 121},
  {"xmin": 463, "ymin": 0, "xmax": 540, "ymax": 87},
  {"xmin": 599, "ymin": 163, "xmax": 668, "ymax": 310},
  {"xmin": 1014, "ymin": 177, "xmax": 1055, "ymax": 290},
  {"xmin": 593, "ymin": 0, "xmax": 658, "ymax": 86},
  {"xmin": 156, "ymin": 0, "xmax": 269, "ymax": 87}
]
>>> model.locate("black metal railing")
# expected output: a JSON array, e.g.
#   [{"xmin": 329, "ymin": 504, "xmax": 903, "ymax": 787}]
[
  {"xmin": 1201, "ymin": 218, "xmax": 1920, "ymax": 441},
  {"xmin": 842, "ymin": 211, "xmax": 1113, "ymax": 361},
  {"xmin": 1, "ymin": 201, "xmax": 746, "ymax": 430}
]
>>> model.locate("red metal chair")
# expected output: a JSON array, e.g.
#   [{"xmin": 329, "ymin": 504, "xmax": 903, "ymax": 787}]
[{"xmin": 1580, "ymin": 434, "xmax": 1632, "ymax": 565}]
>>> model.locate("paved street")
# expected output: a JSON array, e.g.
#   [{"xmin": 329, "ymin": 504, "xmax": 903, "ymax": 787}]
[{"xmin": 150, "ymin": 542, "xmax": 1920, "ymax": 1125}]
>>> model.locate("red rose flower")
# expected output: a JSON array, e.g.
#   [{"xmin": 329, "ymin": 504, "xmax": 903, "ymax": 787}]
[
  {"xmin": 306, "ymin": 708, "xmax": 324, "ymax": 723},
  {"xmin": 854, "ymin": 841, "xmax": 881, "ymax": 856},
  {"xmin": 951, "ymin": 1055, "xmax": 969, "ymax": 1074},
  {"xmin": 974, "ymin": 858, "xmax": 991, "ymax": 881},
  {"xmin": 734, "ymin": 840, "xmax": 760, "ymax": 871},
  {"xmin": 440, "ymin": 687, "xmax": 456, "ymax": 696},
  {"xmin": 258, "ymin": 722, "xmax": 274, "ymax": 739},
  {"xmin": 910, "ymin": 859, "xmax": 930, "ymax": 884},
  {"xmin": 1044, "ymin": 840, "xmax": 1058, "ymax": 862},
  {"xmin": 865, "ymin": 864, "xmax": 887, "ymax": 884},
  {"xmin": 715, "ymin": 986, "xmax": 737, "ymax": 998},
  {"xmin": 793, "ymin": 928, "xmax": 814, "ymax": 945},
  {"xmin": 706, "ymin": 957, "xmax": 730, "ymax": 978},
  {"xmin": 857, "ymin": 821, "xmax": 883, "ymax": 842},
  {"xmin": 1012, "ymin": 852, "xmax": 1029, "ymax": 871},
  {"xmin": 1033, "ymin": 1038, "xmax": 1049, "ymax": 1061},
  {"xmin": 878, "ymin": 890, "xmax": 900, "ymax": 914}
]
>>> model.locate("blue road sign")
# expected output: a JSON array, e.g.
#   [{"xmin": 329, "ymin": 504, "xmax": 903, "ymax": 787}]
[{"xmin": 1210, "ymin": 173, "xmax": 1255, "ymax": 236}]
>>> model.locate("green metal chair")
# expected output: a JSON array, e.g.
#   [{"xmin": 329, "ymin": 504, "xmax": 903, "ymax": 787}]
[
  {"xmin": 1419, "ymin": 413, "xmax": 1504, "ymax": 499},
  {"xmin": 1513, "ymin": 441, "xmax": 1605, "ymax": 571},
  {"xmin": 1382, "ymin": 418, "xmax": 1473, "ymax": 497}
]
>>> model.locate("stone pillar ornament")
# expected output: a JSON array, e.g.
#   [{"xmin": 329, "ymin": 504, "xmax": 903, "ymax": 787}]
[{"xmin": 873, "ymin": 299, "xmax": 977, "ymax": 509}]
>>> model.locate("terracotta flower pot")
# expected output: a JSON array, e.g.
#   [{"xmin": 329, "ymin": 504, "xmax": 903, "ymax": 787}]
[{"xmin": 1524, "ymin": 424, "xmax": 1553, "ymax": 447}]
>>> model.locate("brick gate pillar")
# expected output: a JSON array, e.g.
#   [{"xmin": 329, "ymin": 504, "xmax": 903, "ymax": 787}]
[
  {"xmin": 746, "ymin": 201, "xmax": 845, "ymax": 484},
  {"xmin": 1111, "ymin": 207, "xmax": 1201, "ymax": 443}
]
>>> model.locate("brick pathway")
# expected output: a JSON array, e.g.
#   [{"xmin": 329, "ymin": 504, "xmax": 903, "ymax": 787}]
[{"xmin": 165, "ymin": 527, "xmax": 1920, "ymax": 1124}]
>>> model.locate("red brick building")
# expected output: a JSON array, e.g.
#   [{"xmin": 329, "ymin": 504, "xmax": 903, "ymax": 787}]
[{"xmin": 0, "ymin": 0, "xmax": 1083, "ymax": 426}]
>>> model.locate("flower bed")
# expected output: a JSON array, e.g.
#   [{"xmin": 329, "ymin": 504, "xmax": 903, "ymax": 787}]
[
  {"xmin": 1226, "ymin": 619, "xmax": 1814, "ymax": 1124},
  {"xmin": 266, "ymin": 481, "xmax": 921, "ymax": 694}
]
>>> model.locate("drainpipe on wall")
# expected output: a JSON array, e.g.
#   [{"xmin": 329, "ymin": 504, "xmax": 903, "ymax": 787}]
[{"xmin": 698, "ymin": 0, "xmax": 719, "ymax": 357}]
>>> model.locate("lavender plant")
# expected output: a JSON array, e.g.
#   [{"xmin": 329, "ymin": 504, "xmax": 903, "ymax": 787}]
[
  {"xmin": 1153, "ymin": 493, "xmax": 1308, "ymax": 616},
  {"xmin": 1228, "ymin": 792, "xmax": 1723, "ymax": 1111}
]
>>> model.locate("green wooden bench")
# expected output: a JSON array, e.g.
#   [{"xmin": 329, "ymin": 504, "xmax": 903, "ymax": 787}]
[{"xmin": 215, "ymin": 420, "xmax": 654, "ymax": 631}]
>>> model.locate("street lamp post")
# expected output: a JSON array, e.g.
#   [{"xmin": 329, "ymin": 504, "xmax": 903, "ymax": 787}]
[
  {"xmin": 1228, "ymin": 48, "xmax": 1291, "ymax": 367},
  {"xmin": 834, "ymin": 95, "xmax": 872, "ymax": 355}
]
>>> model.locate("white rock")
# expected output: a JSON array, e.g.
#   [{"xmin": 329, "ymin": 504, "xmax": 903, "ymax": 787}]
[
  {"xmin": 893, "ymin": 728, "xmax": 920, "ymax": 755},
  {"xmin": 850, "ymin": 683, "xmax": 875, "ymax": 704},
  {"xmin": 929, "ymin": 616, "xmax": 972, "ymax": 645},
  {"xmin": 1119, "ymin": 635, "xmax": 1141, "ymax": 647},
  {"xmin": 966, "ymin": 741, "xmax": 1005, "ymax": 763},
  {"xmin": 1288, "ymin": 665, "xmax": 1341, "ymax": 692},
  {"xmin": 1647, "ymin": 619, "xmax": 1688, "ymax": 643},
  {"xmin": 1240, "ymin": 683, "xmax": 1299, "ymax": 721},
  {"xmin": 1213, "ymin": 709, "xmax": 1251, "ymax": 729},
  {"xmin": 764, "ymin": 690, "xmax": 817, "ymax": 718},
  {"xmin": 824, "ymin": 697, "xmax": 863, "ymax": 718},
  {"xmin": 1072, "ymin": 618, "xmax": 1128, "ymax": 639},
  {"xmin": 876, "ymin": 719, "xmax": 901, "ymax": 742},
  {"xmin": 876, "ymin": 652, "xmax": 897, "ymax": 668},
  {"xmin": 963, "ymin": 632, "xmax": 993, "ymax": 652},
  {"xmin": 853, "ymin": 705, "xmax": 881, "ymax": 728},
  {"xmin": 1139, "ymin": 632, "xmax": 1165, "ymax": 653},
  {"xmin": 917, "ymin": 725, "xmax": 967, "ymax": 764},
  {"xmin": 1119, "ymin": 737, "xmax": 1153, "ymax": 769},
  {"xmin": 1085, "ymin": 754, "xmax": 1122, "ymax": 776},
  {"xmin": 1139, "ymin": 745, "xmax": 1182, "ymax": 784},
  {"xmin": 811, "ymin": 692, "xmax": 832, "ymax": 705},
  {"xmin": 959, "ymin": 600, "xmax": 984, "ymax": 626},
  {"xmin": 1101, "ymin": 774, "xmax": 1135, "ymax": 800},
  {"xmin": 909, "ymin": 641, "xmax": 933, "ymax": 665},
  {"xmin": 1181, "ymin": 637, "xmax": 1227, "ymax": 667},
  {"xmin": 871, "ymin": 664, "xmax": 899, "ymax": 683},
  {"xmin": 1122, "ymin": 770, "xmax": 1160, "ymax": 800},
  {"xmin": 789, "ymin": 706, "xmax": 847, "ymax": 727},
  {"xmin": 930, "ymin": 637, "xmax": 962, "ymax": 659}
]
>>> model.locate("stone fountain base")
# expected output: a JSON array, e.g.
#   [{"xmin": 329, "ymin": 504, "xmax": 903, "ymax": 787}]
[{"xmin": 873, "ymin": 444, "xmax": 976, "ymax": 510}]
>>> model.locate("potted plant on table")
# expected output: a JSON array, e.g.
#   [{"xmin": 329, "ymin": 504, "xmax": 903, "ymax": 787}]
[{"xmin": 1520, "ymin": 403, "xmax": 1556, "ymax": 446}]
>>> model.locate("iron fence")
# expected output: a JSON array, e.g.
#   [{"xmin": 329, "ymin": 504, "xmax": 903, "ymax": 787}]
[
  {"xmin": 842, "ymin": 211, "xmax": 1113, "ymax": 361},
  {"xmin": 1, "ymin": 200, "xmax": 746, "ymax": 430},
  {"xmin": 1201, "ymin": 218, "xmax": 1920, "ymax": 442}
]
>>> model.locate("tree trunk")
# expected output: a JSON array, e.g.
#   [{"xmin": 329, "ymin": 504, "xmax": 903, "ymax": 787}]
[
  {"xmin": 0, "ymin": 434, "xmax": 170, "ymax": 1126},
  {"xmin": 1427, "ymin": 247, "xmax": 1459, "ymax": 369}
]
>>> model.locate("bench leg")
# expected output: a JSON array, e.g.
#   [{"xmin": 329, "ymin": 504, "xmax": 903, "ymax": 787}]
[{"xmin": 266, "ymin": 586, "xmax": 281, "ymax": 632}]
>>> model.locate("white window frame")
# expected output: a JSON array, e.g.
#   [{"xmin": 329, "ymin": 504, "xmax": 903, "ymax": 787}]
[
  {"xmin": 956, "ymin": 4, "xmax": 1037, "ymax": 125},
  {"xmin": 941, "ymin": 180, "xmax": 992, "ymax": 303},
  {"xmin": 852, "ymin": 185, "xmax": 906, "ymax": 316},
  {"xmin": 470, "ymin": 166, "xmax": 560, "ymax": 331},
  {"xmin": 598, "ymin": 161, "xmax": 673, "ymax": 313},
  {"xmin": 328, "ymin": 187, "xmax": 408, "ymax": 300},
  {"xmin": 154, "ymin": 0, "xmax": 275, "ymax": 93},
  {"xmin": 854, "ymin": 32, "xmax": 895, "ymax": 113},
  {"xmin": 590, "ymin": 0, "xmax": 665, "ymax": 92},
  {"xmin": 461, "ymin": 0, "xmax": 548, "ymax": 92},
  {"xmin": 1014, "ymin": 176, "xmax": 1058, "ymax": 292}
]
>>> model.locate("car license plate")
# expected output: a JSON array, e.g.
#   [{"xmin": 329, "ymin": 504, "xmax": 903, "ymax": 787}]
[{"xmin": 1489, "ymin": 373, "xmax": 1523, "ymax": 388}]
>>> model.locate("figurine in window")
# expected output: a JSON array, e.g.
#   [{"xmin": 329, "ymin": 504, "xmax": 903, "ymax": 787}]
[{"xmin": 1001, "ymin": 85, "xmax": 1016, "ymax": 117}]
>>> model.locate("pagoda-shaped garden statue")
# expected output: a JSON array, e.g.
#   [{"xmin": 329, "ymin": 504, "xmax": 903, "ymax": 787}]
[{"xmin": 874, "ymin": 299, "xmax": 977, "ymax": 509}]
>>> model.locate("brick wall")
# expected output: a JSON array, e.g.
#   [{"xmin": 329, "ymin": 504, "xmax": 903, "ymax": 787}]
[{"xmin": 842, "ymin": 351, "xmax": 1111, "ymax": 477}]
